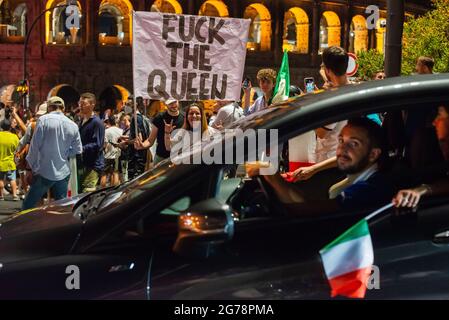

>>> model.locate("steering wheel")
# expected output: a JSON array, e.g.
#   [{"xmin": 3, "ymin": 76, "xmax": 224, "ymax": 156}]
[{"xmin": 254, "ymin": 176, "xmax": 288, "ymax": 217}]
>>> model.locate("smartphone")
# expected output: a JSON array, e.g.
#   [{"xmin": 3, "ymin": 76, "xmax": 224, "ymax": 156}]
[
  {"xmin": 304, "ymin": 77, "xmax": 315, "ymax": 93},
  {"xmin": 242, "ymin": 77, "xmax": 251, "ymax": 89}
]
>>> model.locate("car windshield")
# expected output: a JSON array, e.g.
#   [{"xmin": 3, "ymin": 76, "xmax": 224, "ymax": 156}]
[{"xmin": 73, "ymin": 160, "xmax": 194, "ymax": 219}]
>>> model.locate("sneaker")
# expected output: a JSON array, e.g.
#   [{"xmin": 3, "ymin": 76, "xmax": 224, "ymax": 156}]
[
  {"xmin": 12, "ymin": 196, "xmax": 20, "ymax": 201},
  {"xmin": 0, "ymin": 196, "xmax": 4, "ymax": 201}
]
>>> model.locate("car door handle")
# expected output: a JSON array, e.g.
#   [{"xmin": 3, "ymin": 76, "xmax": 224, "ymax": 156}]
[
  {"xmin": 433, "ymin": 231, "xmax": 449, "ymax": 244},
  {"xmin": 108, "ymin": 263, "xmax": 135, "ymax": 273}
]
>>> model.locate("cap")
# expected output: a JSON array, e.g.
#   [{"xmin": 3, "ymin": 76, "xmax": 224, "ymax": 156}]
[
  {"xmin": 35, "ymin": 102, "xmax": 48, "ymax": 116},
  {"xmin": 46, "ymin": 96, "xmax": 65, "ymax": 109},
  {"xmin": 165, "ymin": 98, "xmax": 177, "ymax": 106}
]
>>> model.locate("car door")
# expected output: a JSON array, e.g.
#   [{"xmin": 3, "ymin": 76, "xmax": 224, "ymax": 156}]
[
  {"xmin": 364, "ymin": 196, "xmax": 449, "ymax": 299},
  {"xmin": 148, "ymin": 164, "xmax": 376, "ymax": 300}
]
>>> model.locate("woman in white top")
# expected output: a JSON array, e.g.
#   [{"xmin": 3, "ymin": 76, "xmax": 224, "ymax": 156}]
[{"xmin": 164, "ymin": 102, "xmax": 220, "ymax": 158}]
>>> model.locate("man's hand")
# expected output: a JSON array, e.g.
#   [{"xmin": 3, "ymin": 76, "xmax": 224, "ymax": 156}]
[
  {"xmin": 242, "ymin": 80, "xmax": 252, "ymax": 96},
  {"xmin": 134, "ymin": 133, "xmax": 145, "ymax": 150},
  {"xmin": 213, "ymin": 120, "xmax": 224, "ymax": 131},
  {"xmin": 289, "ymin": 166, "xmax": 317, "ymax": 182},
  {"xmin": 392, "ymin": 186, "xmax": 429, "ymax": 208},
  {"xmin": 164, "ymin": 119, "xmax": 176, "ymax": 135}
]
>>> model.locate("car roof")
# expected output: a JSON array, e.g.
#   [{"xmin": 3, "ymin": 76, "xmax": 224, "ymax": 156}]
[{"xmin": 234, "ymin": 73, "xmax": 449, "ymax": 135}]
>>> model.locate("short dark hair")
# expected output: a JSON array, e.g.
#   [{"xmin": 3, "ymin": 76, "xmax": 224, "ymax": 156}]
[
  {"xmin": 0, "ymin": 119, "xmax": 11, "ymax": 131},
  {"xmin": 289, "ymin": 85, "xmax": 302, "ymax": 97},
  {"xmin": 322, "ymin": 46, "xmax": 349, "ymax": 77},
  {"xmin": 418, "ymin": 56, "xmax": 435, "ymax": 71},
  {"xmin": 80, "ymin": 92, "xmax": 96, "ymax": 105},
  {"xmin": 105, "ymin": 116, "xmax": 116, "ymax": 126},
  {"xmin": 347, "ymin": 117, "xmax": 388, "ymax": 166}
]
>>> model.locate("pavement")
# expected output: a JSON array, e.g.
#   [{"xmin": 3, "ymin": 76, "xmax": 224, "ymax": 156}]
[{"xmin": 0, "ymin": 195, "xmax": 23, "ymax": 222}]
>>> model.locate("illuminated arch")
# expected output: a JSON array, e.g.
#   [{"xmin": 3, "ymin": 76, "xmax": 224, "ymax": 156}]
[
  {"xmin": 151, "ymin": 0, "xmax": 182, "ymax": 14},
  {"xmin": 199, "ymin": 0, "xmax": 229, "ymax": 18},
  {"xmin": 244, "ymin": 3, "xmax": 271, "ymax": 51},
  {"xmin": 283, "ymin": 7, "xmax": 309, "ymax": 54},
  {"xmin": 376, "ymin": 18, "xmax": 386, "ymax": 54},
  {"xmin": 98, "ymin": 0, "xmax": 133, "ymax": 45},
  {"xmin": 0, "ymin": 84, "xmax": 18, "ymax": 105},
  {"xmin": 45, "ymin": 0, "xmax": 83, "ymax": 45},
  {"xmin": 349, "ymin": 15, "xmax": 368, "ymax": 54},
  {"xmin": 319, "ymin": 11, "xmax": 341, "ymax": 53},
  {"xmin": 12, "ymin": 3, "xmax": 27, "ymax": 37},
  {"xmin": 47, "ymin": 84, "xmax": 80, "ymax": 112},
  {"xmin": 99, "ymin": 84, "xmax": 130, "ymax": 113}
]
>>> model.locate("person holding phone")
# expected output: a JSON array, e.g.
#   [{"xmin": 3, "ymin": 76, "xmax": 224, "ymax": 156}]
[
  {"xmin": 243, "ymin": 69, "xmax": 277, "ymax": 115},
  {"xmin": 304, "ymin": 77, "xmax": 316, "ymax": 93},
  {"xmin": 284, "ymin": 46, "xmax": 351, "ymax": 183}
]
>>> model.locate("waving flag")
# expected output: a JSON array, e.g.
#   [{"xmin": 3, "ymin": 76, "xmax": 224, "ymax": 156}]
[
  {"xmin": 320, "ymin": 204, "xmax": 393, "ymax": 298},
  {"xmin": 320, "ymin": 219, "xmax": 373, "ymax": 298},
  {"xmin": 271, "ymin": 50, "xmax": 290, "ymax": 104}
]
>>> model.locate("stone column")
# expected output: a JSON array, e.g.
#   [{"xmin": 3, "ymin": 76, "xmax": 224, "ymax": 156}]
[{"xmin": 311, "ymin": 0, "xmax": 320, "ymax": 66}]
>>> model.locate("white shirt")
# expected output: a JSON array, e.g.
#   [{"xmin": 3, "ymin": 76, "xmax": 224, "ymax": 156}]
[
  {"xmin": 104, "ymin": 126, "xmax": 123, "ymax": 160},
  {"xmin": 210, "ymin": 103, "xmax": 244, "ymax": 128},
  {"xmin": 171, "ymin": 126, "xmax": 220, "ymax": 153},
  {"xmin": 315, "ymin": 120, "xmax": 347, "ymax": 163}
]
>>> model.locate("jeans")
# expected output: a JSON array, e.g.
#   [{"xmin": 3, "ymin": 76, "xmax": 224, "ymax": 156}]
[{"xmin": 22, "ymin": 175, "xmax": 70, "ymax": 210}]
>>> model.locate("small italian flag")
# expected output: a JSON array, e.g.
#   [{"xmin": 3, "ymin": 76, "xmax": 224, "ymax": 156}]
[{"xmin": 319, "ymin": 219, "xmax": 374, "ymax": 299}]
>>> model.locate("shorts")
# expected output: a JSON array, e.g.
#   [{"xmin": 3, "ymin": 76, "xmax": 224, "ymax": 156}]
[
  {"xmin": 80, "ymin": 169, "xmax": 99, "ymax": 193},
  {"xmin": 103, "ymin": 158, "xmax": 120, "ymax": 174},
  {"xmin": 0, "ymin": 170, "xmax": 17, "ymax": 181}
]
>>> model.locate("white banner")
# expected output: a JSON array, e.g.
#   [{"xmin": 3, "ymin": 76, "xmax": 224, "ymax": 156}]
[{"xmin": 133, "ymin": 11, "xmax": 250, "ymax": 101}]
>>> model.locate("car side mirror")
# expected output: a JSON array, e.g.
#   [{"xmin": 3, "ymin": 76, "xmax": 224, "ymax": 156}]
[{"xmin": 173, "ymin": 199, "xmax": 235, "ymax": 259}]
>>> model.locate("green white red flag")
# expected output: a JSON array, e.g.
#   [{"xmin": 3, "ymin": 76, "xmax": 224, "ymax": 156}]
[{"xmin": 319, "ymin": 203, "xmax": 393, "ymax": 298}]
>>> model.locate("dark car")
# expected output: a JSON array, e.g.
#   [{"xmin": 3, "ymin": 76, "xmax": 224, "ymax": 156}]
[{"xmin": 2, "ymin": 74, "xmax": 449, "ymax": 299}]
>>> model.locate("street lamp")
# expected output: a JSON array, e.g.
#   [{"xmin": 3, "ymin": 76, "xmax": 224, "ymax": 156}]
[{"xmin": 22, "ymin": 0, "xmax": 78, "ymax": 110}]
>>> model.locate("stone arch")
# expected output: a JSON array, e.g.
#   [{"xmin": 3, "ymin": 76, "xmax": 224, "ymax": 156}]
[
  {"xmin": 99, "ymin": 84, "xmax": 130, "ymax": 114},
  {"xmin": 0, "ymin": 84, "xmax": 20, "ymax": 105},
  {"xmin": 98, "ymin": 0, "xmax": 133, "ymax": 45},
  {"xmin": 283, "ymin": 7, "xmax": 309, "ymax": 54},
  {"xmin": 244, "ymin": 3, "xmax": 271, "ymax": 51},
  {"xmin": 320, "ymin": 11, "xmax": 341, "ymax": 53},
  {"xmin": 151, "ymin": 0, "xmax": 182, "ymax": 14},
  {"xmin": 376, "ymin": 18, "xmax": 386, "ymax": 54},
  {"xmin": 45, "ymin": 0, "xmax": 83, "ymax": 45},
  {"xmin": 47, "ymin": 84, "xmax": 80, "ymax": 112},
  {"xmin": 199, "ymin": 0, "xmax": 229, "ymax": 18},
  {"xmin": 349, "ymin": 15, "xmax": 368, "ymax": 54}
]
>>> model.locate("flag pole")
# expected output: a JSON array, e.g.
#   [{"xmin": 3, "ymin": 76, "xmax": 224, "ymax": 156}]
[
  {"xmin": 132, "ymin": 10, "xmax": 138, "ymax": 140},
  {"xmin": 364, "ymin": 203, "xmax": 394, "ymax": 221}
]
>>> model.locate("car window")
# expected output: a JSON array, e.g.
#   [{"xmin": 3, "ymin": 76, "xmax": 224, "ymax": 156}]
[{"xmin": 160, "ymin": 196, "xmax": 191, "ymax": 216}]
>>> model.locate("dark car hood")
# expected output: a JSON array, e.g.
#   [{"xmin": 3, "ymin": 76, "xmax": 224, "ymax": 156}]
[{"xmin": 0, "ymin": 196, "xmax": 84, "ymax": 264}]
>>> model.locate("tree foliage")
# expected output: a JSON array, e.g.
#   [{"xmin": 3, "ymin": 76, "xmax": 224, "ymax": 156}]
[
  {"xmin": 402, "ymin": 0, "xmax": 449, "ymax": 74},
  {"xmin": 356, "ymin": 49, "xmax": 385, "ymax": 80}
]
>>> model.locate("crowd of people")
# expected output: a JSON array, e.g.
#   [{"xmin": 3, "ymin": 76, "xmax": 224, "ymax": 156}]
[{"xmin": 0, "ymin": 46, "xmax": 447, "ymax": 214}]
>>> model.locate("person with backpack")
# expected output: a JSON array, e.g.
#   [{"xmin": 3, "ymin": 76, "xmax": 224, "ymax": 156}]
[
  {"xmin": 127, "ymin": 98, "xmax": 152, "ymax": 179},
  {"xmin": 16, "ymin": 102, "xmax": 48, "ymax": 196}
]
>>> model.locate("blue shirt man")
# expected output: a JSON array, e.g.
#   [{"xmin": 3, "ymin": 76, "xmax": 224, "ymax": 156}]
[
  {"xmin": 23, "ymin": 97, "xmax": 82, "ymax": 210},
  {"xmin": 79, "ymin": 113, "xmax": 105, "ymax": 171}
]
